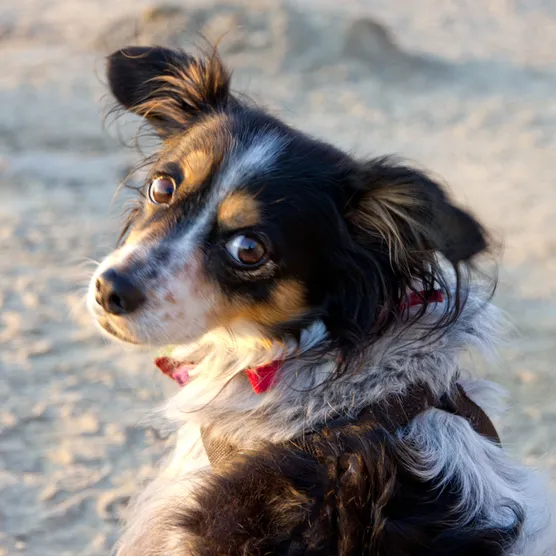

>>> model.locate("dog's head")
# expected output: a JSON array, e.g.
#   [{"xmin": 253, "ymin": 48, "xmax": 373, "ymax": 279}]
[{"xmin": 89, "ymin": 46, "xmax": 487, "ymax": 364}]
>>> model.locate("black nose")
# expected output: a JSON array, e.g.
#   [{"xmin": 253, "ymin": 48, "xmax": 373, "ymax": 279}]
[{"xmin": 95, "ymin": 269, "xmax": 146, "ymax": 315}]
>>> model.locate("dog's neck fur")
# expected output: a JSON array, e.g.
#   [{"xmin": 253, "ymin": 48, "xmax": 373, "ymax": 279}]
[{"xmin": 161, "ymin": 283, "xmax": 502, "ymax": 448}]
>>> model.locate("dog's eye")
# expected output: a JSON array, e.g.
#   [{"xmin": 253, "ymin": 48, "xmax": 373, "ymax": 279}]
[
  {"xmin": 225, "ymin": 234, "xmax": 267, "ymax": 267},
  {"xmin": 149, "ymin": 176, "xmax": 176, "ymax": 205}
]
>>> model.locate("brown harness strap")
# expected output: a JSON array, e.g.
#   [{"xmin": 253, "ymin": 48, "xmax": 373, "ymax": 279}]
[
  {"xmin": 445, "ymin": 384, "xmax": 501, "ymax": 444},
  {"xmin": 201, "ymin": 382, "xmax": 500, "ymax": 467},
  {"xmin": 200, "ymin": 429, "xmax": 241, "ymax": 468}
]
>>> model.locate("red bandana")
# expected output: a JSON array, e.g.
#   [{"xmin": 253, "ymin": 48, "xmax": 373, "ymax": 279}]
[{"xmin": 155, "ymin": 290, "xmax": 444, "ymax": 394}]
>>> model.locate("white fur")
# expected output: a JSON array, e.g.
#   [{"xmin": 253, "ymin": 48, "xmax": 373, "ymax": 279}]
[
  {"xmin": 215, "ymin": 132, "xmax": 285, "ymax": 197},
  {"xmin": 113, "ymin": 281, "xmax": 555, "ymax": 555},
  {"xmin": 400, "ymin": 407, "xmax": 554, "ymax": 555},
  {"xmin": 116, "ymin": 422, "xmax": 209, "ymax": 556}
]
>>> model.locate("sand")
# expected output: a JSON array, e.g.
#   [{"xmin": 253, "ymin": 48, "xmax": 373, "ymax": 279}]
[{"xmin": 1, "ymin": 0, "xmax": 555, "ymax": 554}]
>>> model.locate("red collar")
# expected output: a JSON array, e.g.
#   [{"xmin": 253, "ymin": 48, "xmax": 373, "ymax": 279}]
[
  {"xmin": 154, "ymin": 356, "xmax": 284, "ymax": 394},
  {"xmin": 155, "ymin": 289, "xmax": 443, "ymax": 394}
]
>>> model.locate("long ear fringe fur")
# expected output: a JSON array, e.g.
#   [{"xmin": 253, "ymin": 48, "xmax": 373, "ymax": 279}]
[{"xmin": 106, "ymin": 45, "xmax": 231, "ymax": 136}]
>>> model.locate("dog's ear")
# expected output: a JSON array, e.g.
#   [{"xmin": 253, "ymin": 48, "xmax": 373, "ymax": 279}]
[
  {"xmin": 346, "ymin": 158, "xmax": 487, "ymax": 266},
  {"xmin": 322, "ymin": 158, "xmax": 487, "ymax": 373},
  {"xmin": 106, "ymin": 46, "xmax": 231, "ymax": 136}
]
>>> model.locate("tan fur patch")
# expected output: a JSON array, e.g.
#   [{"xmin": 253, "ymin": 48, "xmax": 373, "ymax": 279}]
[
  {"xmin": 181, "ymin": 149, "xmax": 213, "ymax": 190},
  {"xmin": 124, "ymin": 227, "xmax": 148, "ymax": 246},
  {"xmin": 350, "ymin": 184, "xmax": 427, "ymax": 266},
  {"xmin": 218, "ymin": 191, "xmax": 262, "ymax": 230},
  {"xmin": 214, "ymin": 279, "xmax": 307, "ymax": 328},
  {"xmin": 164, "ymin": 292, "xmax": 177, "ymax": 304},
  {"xmin": 125, "ymin": 220, "xmax": 170, "ymax": 246}
]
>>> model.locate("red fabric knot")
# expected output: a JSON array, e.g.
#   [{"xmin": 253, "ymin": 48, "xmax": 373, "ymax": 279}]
[
  {"xmin": 403, "ymin": 289, "xmax": 444, "ymax": 310},
  {"xmin": 244, "ymin": 360, "xmax": 283, "ymax": 394}
]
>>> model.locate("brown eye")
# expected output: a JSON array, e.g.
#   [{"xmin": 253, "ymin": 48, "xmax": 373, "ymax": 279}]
[
  {"xmin": 149, "ymin": 176, "xmax": 176, "ymax": 205},
  {"xmin": 226, "ymin": 234, "xmax": 267, "ymax": 267}
]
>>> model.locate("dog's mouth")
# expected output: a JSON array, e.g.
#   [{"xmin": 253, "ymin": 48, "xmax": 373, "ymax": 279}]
[{"xmin": 98, "ymin": 317, "xmax": 140, "ymax": 345}]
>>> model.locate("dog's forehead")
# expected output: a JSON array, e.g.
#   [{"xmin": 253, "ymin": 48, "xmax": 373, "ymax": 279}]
[
  {"xmin": 132, "ymin": 110, "xmax": 352, "ymax": 252},
  {"xmin": 160, "ymin": 113, "xmax": 287, "ymax": 200}
]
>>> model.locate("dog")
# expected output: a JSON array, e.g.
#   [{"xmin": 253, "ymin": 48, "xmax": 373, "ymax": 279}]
[{"xmin": 88, "ymin": 46, "xmax": 555, "ymax": 555}]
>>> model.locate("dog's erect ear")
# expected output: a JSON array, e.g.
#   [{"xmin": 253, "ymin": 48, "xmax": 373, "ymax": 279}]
[
  {"xmin": 346, "ymin": 158, "xmax": 487, "ymax": 265},
  {"xmin": 106, "ymin": 46, "xmax": 231, "ymax": 136}
]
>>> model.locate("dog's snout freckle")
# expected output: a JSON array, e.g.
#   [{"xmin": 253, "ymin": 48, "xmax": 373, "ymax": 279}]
[{"xmin": 164, "ymin": 293, "xmax": 176, "ymax": 304}]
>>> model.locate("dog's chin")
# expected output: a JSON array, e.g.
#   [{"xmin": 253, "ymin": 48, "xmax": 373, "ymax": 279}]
[
  {"xmin": 94, "ymin": 314, "xmax": 208, "ymax": 348},
  {"xmin": 95, "ymin": 317, "xmax": 144, "ymax": 345}
]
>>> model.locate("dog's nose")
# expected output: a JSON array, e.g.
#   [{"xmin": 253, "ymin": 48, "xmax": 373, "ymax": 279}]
[{"xmin": 95, "ymin": 269, "xmax": 146, "ymax": 315}]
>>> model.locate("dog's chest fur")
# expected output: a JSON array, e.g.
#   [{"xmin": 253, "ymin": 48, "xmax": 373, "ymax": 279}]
[{"xmin": 117, "ymin": 286, "xmax": 556, "ymax": 556}]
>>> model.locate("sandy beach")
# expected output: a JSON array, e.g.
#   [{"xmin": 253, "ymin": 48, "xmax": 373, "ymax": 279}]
[{"xmin": 1, "ymin": 1, "xmax": 555, "ymax": 554}]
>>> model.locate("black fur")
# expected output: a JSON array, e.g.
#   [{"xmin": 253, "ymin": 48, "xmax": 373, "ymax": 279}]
[{"xmin": 179, "ymin": 422, "xmax": 523, "ymax": 555}]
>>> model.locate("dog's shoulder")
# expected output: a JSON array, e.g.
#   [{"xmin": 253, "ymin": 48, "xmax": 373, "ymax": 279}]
[{"xmin": 175, "ymin": 423, "xmax": 522, "ymax": 555}]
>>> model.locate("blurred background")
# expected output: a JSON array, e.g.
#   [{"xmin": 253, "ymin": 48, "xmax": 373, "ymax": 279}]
[{"xmin": 1, "ymin": 0, "xmax": 555, "ymax": 554}]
